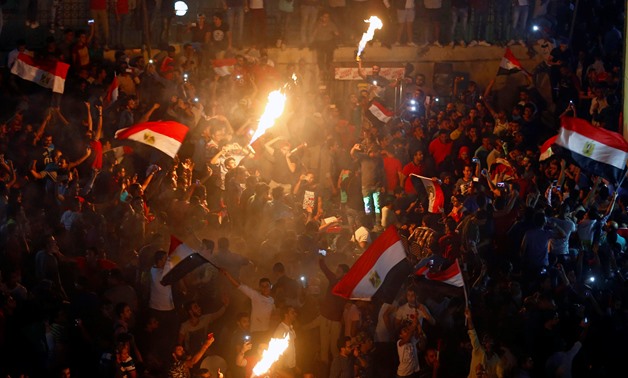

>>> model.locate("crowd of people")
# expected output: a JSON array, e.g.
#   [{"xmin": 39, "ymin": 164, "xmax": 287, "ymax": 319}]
[
  {"xmin": 6, "ymin": 1, "xmax": 624, "ymax": 56},
  {"xmin": 0, "ymin": 1, "xmax": 627, "ymax": 378}
]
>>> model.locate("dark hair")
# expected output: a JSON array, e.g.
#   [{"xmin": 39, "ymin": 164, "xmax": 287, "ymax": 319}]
[
  {"xmin": 259, "ymin": 277, "xmax": 271, "ymax": 286},
  {"xmin": 337, "ymin": 336, "xmax": 352, "ymax": 349},
  {"xmin": 184, "ymin": 300, "xmax": 198, "ymax": 313},
  {"xmin": 115, "ymin": 302, "xmax": 130, "ymax": 317},
  {"xmin": 194, "ymin": 369, "xmax": 210, "ymax": 378},
  {"xmin": 217, "ymin": 237, "xmax": 229, "ymax": 250},
  {"xmin": 202, "ymin": 239, "xmax": 215, "ymax": 251},
  {"xmin": 272, "ymin": 262, "xmax": 285, "ymax": 273},
  {"xmin": 279, "ymin": 305, "xmax": 295, "ymax": 319},
  {"xmin": 154, "ymin": 250, "xmax": 167, "ymax": 264},
  {"xmin": 271, "ymin": 186, "xmax": 284, "ymax": 200},
  {"xmin": 337, "ymin": 264, "xmax": 350, "ymax": 274},
  {"xmin": 533, "ymin": 212, "xmax": 546, "ymax": 228}
]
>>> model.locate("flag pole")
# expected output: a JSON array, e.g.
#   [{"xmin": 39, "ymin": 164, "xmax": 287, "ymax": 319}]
[{"xmin": 456, "ymin": 258, "xmax": 470, "ymax": 306}]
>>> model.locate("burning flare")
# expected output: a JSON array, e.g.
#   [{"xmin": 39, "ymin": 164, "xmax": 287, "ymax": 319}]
[
  {"xmin": 356, "ymin": 16, "xmax": 383, "ymax": 61},
  {"xmin": 252, "ymin": 336, "xmax": 290, "ymax": 377},
  {"xmin": 249, "ymin": 90, "xmax": 287, "ymax": 145}
]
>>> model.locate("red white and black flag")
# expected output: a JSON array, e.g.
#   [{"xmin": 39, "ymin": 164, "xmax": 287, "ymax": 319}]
[
  {"xmin": 554, "ymin": 117, "xmax": 628, "ymax": 183},
  {"xmin": 416, "ymin": 260, "xmax": 465, "ymax": 287},
  {"xmin": 333, "ymin": 226, "xmax": 411, "ymax": 301},
  {"xmin": 161, "ymin": 236, "xmax": 211, "ymax": 286},
  {"xmin": 540, "ymin": 135, "xmax": 557, "ymax": 161},
  {"xmin": 497, "ymin": 48, "xmax": 526, "ymax": 76},
  {"xmin": 366, "ymin": 99, "xmax": 393, "ymax": 127},
  {"xmin": 11, "ymin": 53, "xmax": 69, "ymax": 93},
  {"xmin": 115, "ymin": 121, "xmax": 189, "ymax": 159},
  {"xmin": 410, "ymin": 174, "xmax": 445, "ymax": 213}
]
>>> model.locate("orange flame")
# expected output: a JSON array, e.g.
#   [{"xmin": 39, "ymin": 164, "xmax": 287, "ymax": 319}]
[
  {"xmin": 251, "ymin": 335, "xmax": 290, "ymax": 377},
  {"xmin": 249, "ymin": 90, "xmax": 287, "ymax": 145},
  {"xmin": 356, "ymin": 16, "xmax": 383, "ymax": 61}
]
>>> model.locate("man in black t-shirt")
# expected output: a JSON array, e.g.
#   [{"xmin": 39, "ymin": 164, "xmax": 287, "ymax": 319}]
[{"xmin": 208, "ymin": 13, "xmax": 232, "ymax": 58}]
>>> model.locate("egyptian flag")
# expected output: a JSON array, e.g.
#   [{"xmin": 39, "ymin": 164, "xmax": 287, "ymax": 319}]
[
  {"xmin": 540, "ymin": 135, "xmax": 557, "ymax": 161},
  {"xmin": 367, "ymin": 99, "xmax": 393, "ymax": 127},
  {"xmin": 213, "ymin": 58, "xmax": 237, "ymax": 77},
  {"xmin": 410, "ymin": 174, "xmax": 445, "ymax": 213},
  {"xmin": 497, "ymin": 48, "xmax": 525, "ymax": 76},
  {"xmin": 333, "ymin": 226, "xmax": 411, "ymax": 301},
  {"xmin": 115, "ymin": 121, "xmax": 189, "ymax": 159},
  {"xmin": 104, "ymin": 74, "xmax": 119, "ymax": 107},
  {"xmin": 415, "ymin": 260, "xmax": 464, "ymax": 287},
  {"xmin": 489, "ymin": 158, "xmax": 517, "ymax": 183},
  {"xmin": 161, "ymin": 236, "xmax": 210, "ymax": 286},
  {"xmin": 11, "ymin": 53, "xmax": 69, "ymax": 93},
  {"xmin": 554, "ymin": 117, "xmax": 628, "ymax": 182}
]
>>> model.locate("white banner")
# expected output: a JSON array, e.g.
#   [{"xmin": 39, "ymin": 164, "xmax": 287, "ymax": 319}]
[{"xmin": 334, "ymin": 67, "xmax": 405, "ymax": 81}]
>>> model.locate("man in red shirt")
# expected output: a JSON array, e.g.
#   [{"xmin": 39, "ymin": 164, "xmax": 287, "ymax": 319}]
[
  {"xmin": 85, "ymin": 102, "xmax": 103, "ymax": 171},
  {"xmin": 81, "ymin": 102, "xmax": 104, "ymax": 197},
  {"xmin": 112, "ymin": 0, "xmax": 130, "ymax": 48},
  {"xmin": 382, "ymin": 149, "xmax": 402, "ymax": 193},
  {"xmin": 90, "ymin": 0, "xmax": 109, "ymax": 49},
  {"xmin": 160, "ymin": 46, "xmax": 177, "ymax": 80},
  {"xmin": 428, "ymin": 130, "xmax": 452, "ymax": 169},
  {"xmin": 401, "ymin": 149, "xmax": 429, "ymax": 195}
]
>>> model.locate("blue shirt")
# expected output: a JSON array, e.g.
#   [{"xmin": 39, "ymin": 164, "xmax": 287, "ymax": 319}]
[{"xmin": 521, "ymin": 228, "xmax": 554, "ymax": 269}]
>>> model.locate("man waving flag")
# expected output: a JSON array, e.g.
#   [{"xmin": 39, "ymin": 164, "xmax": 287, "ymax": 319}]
[
  {"xmin": 410, "ymin": 174, "xmax": 445, "ymax": 213},
  {"xmin": 333, "ymin": 226, "xmax": 411, "ymax": 301}
]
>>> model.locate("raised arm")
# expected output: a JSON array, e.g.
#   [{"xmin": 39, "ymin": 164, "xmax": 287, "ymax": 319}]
[
  {"xmin": 141, "ymin": 166, "xmax": 160, "ymax": 192},
  {"xmin": 85, "ymin": 102, "xmax": 93, "ymax": 132},
  {"xmin": 318, "ymin": 256, "xmax": 336, "ymax": 281},
  {"xmin": 235, "ymin": 342, "xmax": 253, "ymax": 367},
  {"xmin": 67, "ymin": 148, "xmax": 92, "ymax": 170},
  {"xmin": 137, "ymin": 103, "xmax": 161, "ymax": 124},
  {"xmin": 357, "ymin": 60, "xmax": 366, "ymax": 80},
  {"xmin": 264, "ymin": 136, "xmax": 282, "ymax": 156},
  {"xmin": 285, "ymin": 151, "xmax": 296, "ymax": 173},
  {"xmin": 207, "ymin": 294, "xmax": 230, "ymax": 322},
  {"xmin": 94, "ymin": 104, "xmax": 103, "ymax": 140},
  {"xmin": 185, "ymin": 337, "xmax": 214, "ymax": 368},
  {"xmin": 33, "ymin": 110, "xmax": 52, "ymax": 146},
  {"xmin": 220, "ymin": 268, "xmax": 241, "ymax": 288},
  {"xmin": 583, "ymin": 177, "xmax": 601, "ymax": 208},
  {"xmin": 54, "ymin": 107, "xmax": 70, "ymax": 126}
]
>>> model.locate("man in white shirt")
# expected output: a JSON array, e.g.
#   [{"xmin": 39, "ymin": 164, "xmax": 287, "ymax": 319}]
[
  {"xmin": 149, "ymin": 250, "xmax": 178, "ymax": 351},
  {"xmin": 7, "ymin": 39, "xmax": 32, "ymax": 69},
  {"xmin": 547, "ymin": 203, "xmax": 576, "ymax": 260},
  {"xmin": 394, "ymin": 286, "xmax": 435, "ymax": 332},
  {"xmin": 273, "ymin": 306, "xmax": 298, "ymax": 376},
  {"xmin": 397, "ymin": 324, "xmax": 420, "ymax": 377},
  {"xmin": 342, "ymin": 301, "xmax": 361, "ymax": 340},
  {"xmin": 222, "ymin": 268, "xmax": 275, "ymax": 342}
]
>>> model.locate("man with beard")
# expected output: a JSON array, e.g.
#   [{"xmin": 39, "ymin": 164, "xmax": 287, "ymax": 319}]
[
  {"xmin": 178, "ymin": 299, "xmax": 229, "ymax": 353},
  {"xmin": 168, "ymin": 336, "xmax": 214, "ymax": 378}
]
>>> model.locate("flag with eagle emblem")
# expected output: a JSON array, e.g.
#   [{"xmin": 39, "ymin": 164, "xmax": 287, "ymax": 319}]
[
  {"xmin": 554, "ymin": 117, "xmax": 628, "ymax": 183},
  {"xmin": 115, "ymin": 121, "xmax": 189, "ymax": 158},
  {"xmin": 333, "ymin": 226, "xmax": 411, "ymax": 301}
]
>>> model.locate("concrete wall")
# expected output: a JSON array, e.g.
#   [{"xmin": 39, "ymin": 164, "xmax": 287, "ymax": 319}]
[{"xmin": 268, "ymin": 43, "xmax": 547, "ymax": 90}]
